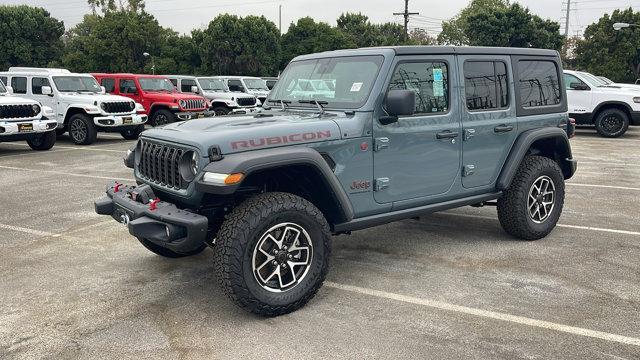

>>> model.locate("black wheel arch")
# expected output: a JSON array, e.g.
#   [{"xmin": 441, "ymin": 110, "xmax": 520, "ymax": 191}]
[
  {"xmin": 195, "ymin": 147, "xmax": 354, "ymax": 225},
  {"xmin": 497, "ymin": 127, "xmax": 577, "ymax": 190},
  {"xmin": 593, "ymin": 101, "xmax": 633, "ymax": 120}
]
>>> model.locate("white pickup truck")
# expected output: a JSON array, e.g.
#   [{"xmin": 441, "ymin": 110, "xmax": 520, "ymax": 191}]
[{"xmin": 564, "ymin": 70, "xmax": 640, "ymax": 137}]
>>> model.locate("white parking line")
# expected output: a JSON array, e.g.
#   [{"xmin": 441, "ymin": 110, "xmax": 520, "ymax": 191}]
[
  {"xmin": 0, "ymin": 223, "xmax": 55, "ymax": 237},
  {"xmin": 0, "ymin": 165, "xmax": 135, "ymax": 182},
  {"xmin": 0, "ymin": 142, "xmax": 127, "ymax": 153},
  {"xmin": 0, "ymin": 148, "xmax": 77, "ymax": 160},
  {"xmin": 439, "ymin": 212, "xmax": 640, "ymax": 236},
  {"xmin": 567, "ymin": 183, "xmax": 640, "ymax": 191},
  {"xmin": 325, "ymin": 281, "xmax": 640, "ymax": 347}
]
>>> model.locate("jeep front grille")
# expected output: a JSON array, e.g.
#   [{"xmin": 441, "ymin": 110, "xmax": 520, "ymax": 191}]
[
  {"xmin": 103, "ymin": 101, "xmax": 133, "ymax": 114},
  {"xmin": 0, "ymin": 104, "xmax": 38, "ymax": 119},
  {"xmin": 182, "ymin": 99, "xmax": 204, "ymax": 110},
  {"xmin": 138, "ymin": 140, "xmax": 185, "ymax": 189},
  {"xmin": 237, "ymin": 97, "xmax": 256, "ymax": 107}
]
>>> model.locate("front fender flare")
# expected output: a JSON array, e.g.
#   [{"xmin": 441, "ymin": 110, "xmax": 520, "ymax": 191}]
[
  {"xmin": 497, "ymin": 127, "xmax": 577, "ymax": 190},
  {"xmin": 195, "ymin": 147, "xmax": 355, "ymax": 222}
]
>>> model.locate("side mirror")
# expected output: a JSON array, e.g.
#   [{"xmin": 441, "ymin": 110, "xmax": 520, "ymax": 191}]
[
  {"xmin": 41, "ymin": 86, "xmax": 53, "ymax": 96},
  {"xmin": 569, "ymin": 82, "xmax": 589, "ymax": 91},
  {"xmin": 100, "ymin": 86, "xmax": 106, "ymax": 94},
  {"xmin": 6, "ymin": 86, "xmax": 13, "ymax": 94},
  {"xmin": 385, "ymin": 89, "xmax": 415, "ymax": 117},
  {"xmin": 191, "ymin": 85, "xmax": 199, "ymax": 94}
]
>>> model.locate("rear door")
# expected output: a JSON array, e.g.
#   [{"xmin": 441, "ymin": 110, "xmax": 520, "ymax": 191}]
[{"xmin": 458, "ymin": 55, "xmax": 517, "ymax": 188}]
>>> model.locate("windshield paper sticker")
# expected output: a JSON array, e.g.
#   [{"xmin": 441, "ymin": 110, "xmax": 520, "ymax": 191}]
[
  {"xmin": 350, "ymin": 82, "xmax": 363, "ymax": 92},
  {"xmin": 433, "ymin": 68, "xmax": 444, "ymax": 97}
]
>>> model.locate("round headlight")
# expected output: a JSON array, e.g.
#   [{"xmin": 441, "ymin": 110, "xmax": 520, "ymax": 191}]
[
  {"xmin": 100, "ymin": 102, "xmax": 107, "ymax": 110},
  {"xmin": 190, "ymin": 151, "xmax": 198, "ymax": 175},
  {"xmin": 31, "ymin": 104, "xmax": 41, "ymax": 114},
  {"xmin": 179, "ymin": 100, "xmax": 186, "ymax": 108},
  {"xmin": 129, "ymin": 102, "xmax": 135, "ymax": 110},
  {"xmin": 179, "ymin": 151, "xmax": 199, "ymax": 181}
]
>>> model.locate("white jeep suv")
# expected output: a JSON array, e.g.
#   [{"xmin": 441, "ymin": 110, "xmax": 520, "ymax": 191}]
[
  {"xmin": 0, "ymin": 68, "xmax": 147, "ymax": 145},
  {"xmin": 213, "ymin": 76, "xmax": 270, "ymax": 105},
  {"xmin": 564, "ymin": 70, "xmax": 640, "ymax": 137},
  {"xmin": 0, "ymin": 80, "xmax": 58, "ymax": 150},
  {"xmin": 165, "ymin": 75, "xmax": 259, "ymax": 116}
]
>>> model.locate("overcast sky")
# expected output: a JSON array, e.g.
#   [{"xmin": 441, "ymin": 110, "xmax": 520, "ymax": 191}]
[{"xmin": 3, "ymin": 0, "xmax": 639, "ymax": 37}]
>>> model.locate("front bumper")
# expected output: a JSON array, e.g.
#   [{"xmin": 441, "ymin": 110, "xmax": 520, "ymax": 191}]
[
  {"xmin": 229, "ymin": 107, "xmax": 259, "ymax": 115},
  {"xmin": 94, "ymin": 181, "xmax": 208, "ymax": 254},
  {"xmin": 94, "ymin": 113, "xmax": 147, "ymax": 127},
  {"xmin": 630, "ymin": 111, "xmax": 640, "ymax": 126},
  {"xmin": 176, "ymin": 110, "xmax": 215, "ymax": 121},
  {"xmin": 0, "ymin": 119, "xmax": 58, "ymax": 136}
]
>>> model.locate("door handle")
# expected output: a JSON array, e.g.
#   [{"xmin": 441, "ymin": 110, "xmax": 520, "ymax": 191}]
[
  {"xmin": 494, "ymin": 124, "xmax": 514, "ymax": 133},
  {"xmin": 436, "ymin": 130, "xmax": 459, "ymax": 139}
]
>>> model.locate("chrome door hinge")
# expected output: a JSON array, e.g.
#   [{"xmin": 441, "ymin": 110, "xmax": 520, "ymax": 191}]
[
  {"xmin": 374, "ymin": 137, "xmax": 389, "ymax": 151},
  {"xmin": 463, "ymin": 128, "xmax": 475, "ymax": 141},
  {"xmin": 375, "ymin": 177, "xmax": 390, "ymax": 191},
  {"xmin": 463, "ymin": 165, "xmax": 475, "ymax": 177}
]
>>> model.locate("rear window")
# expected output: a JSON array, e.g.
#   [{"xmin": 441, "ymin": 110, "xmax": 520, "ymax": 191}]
[
  {"xmin": 517, "ymin": 61, "xmax": 561, "ymax": 108},
  {"xmin": 464, "ymin": 61, "xmax": 509, "ymax": 111}
]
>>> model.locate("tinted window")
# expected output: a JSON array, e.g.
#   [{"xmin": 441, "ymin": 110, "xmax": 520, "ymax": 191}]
[
  {"xmin": 181, "ymin": 79, "xmax": 197, "ymax": 92},
  {"xmin": 32, "ymin": 77, "xmax": 51, "ymax": 95},
  {"xmin": 563, "ymin": 74, "xmax": 586, "ymax": 90},
  {"xmin": 119, "ymin": 79, "xmax": 137, "ymax": 94},
  {"xmin": 228, "ymin": 80, "xmax": 244, "ymax": 92},
  {"xmin": 388, "ymin": 62, "xmax": 449, "ymax": 114},
  {"xmin": 464, "ymin": 61, "xmax": 509, "ymax": 111},
  {"xmin": 101, "ymin": 78, "xmax": 115, "ymax": 92},
  {"xmin": 11, "ymin": 77, "xmax": 27, "ymax": 94},
  {"xmin": 518, "ymin": 61, "xmax": 561, "ymax": 108},
  {"xmin": 0, "ymin": 76, "xmax": 6, "ymax": 86},
  {"xmin": 169, "ymin": 78, "xmax": 177, "ymax": 87}
]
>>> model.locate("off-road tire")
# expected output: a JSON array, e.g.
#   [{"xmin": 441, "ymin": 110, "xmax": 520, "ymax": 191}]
[
  {"xmin": 120, "ymin": 124, "xmax": 145, "ymax": 140},
  {"xmin": 68, "ymin": 113, "xmax": 97, "ymax": 145},
  {"xmin": 213, "ymin": 106, "xmax": 230, "ymax": 116},
  {"xmin": 137, "ymin": 238, "xmax": 206, "ymax": 258},
  {"xmin": 213, "ymin": 192, "xmax": 332, "ymax": 317},
  {"xmin": 595, "ymin": 108, "xmax": 629, "ymax": 138},
  {"xmin": 26, "ymin": 131, "xmax": 56, "ymax": 151},
  {"xmin": 497, "ymin": 155, "xmax": 565, "ymax": 240},
  {"xmin": 150, "ymin": 109, "xmax": 175, "ymax": 127}
]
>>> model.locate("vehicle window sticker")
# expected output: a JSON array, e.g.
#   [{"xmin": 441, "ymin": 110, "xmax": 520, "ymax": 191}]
[{"xmin": 350, "ymin": 82, "xmax": 363, "ymax": 92}]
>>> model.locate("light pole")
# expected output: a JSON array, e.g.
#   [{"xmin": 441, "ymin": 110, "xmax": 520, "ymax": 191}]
[
  {"xmin": 143, "ymin": 52, "xmax": 155, "ymax": 75},
  {"xmin": 613, "ymin": 22, "xmax": 638, "ymax": 31}
]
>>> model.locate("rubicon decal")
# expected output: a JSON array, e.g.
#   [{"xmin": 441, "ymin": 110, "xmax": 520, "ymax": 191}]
[
  {"xmin": 231, "ymin": 130, "xmax": 332, "ymax": 149},
  {"xmin": 350, "ymin": 180, "xmax": 371, "ymax": 192}
]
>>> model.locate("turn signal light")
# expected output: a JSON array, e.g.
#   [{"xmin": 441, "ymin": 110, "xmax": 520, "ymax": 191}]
[
  {"xmin": 202, "ymin": 172, "xmax": 244, "ymax": 185},
  {"xmin": 224, "ymin": 173, "xmax": 244, "ymax": 185}
]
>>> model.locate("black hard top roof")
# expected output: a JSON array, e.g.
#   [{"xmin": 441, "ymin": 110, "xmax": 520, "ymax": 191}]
[{"xmin": 377, "ymin": 46, "xmax": 559, "ymax": 56}]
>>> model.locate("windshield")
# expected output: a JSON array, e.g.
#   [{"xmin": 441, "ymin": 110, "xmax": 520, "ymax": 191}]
[
  {"xmin": 53, "ymin": 76, "xmax": 102, "ymax": 93},
  {"xmin": 579, "ymin": 72, "xmax": 607, "ymax": 87},
  {"xmin": 243, "ymin": 78, "xmax": 269, "ymax": 90},
  {"xmin": 268, "ymin": 55, "xmax": 384, "ymax": 109},
  {"xmin": 0, "ymin": 80, "xmax": 6, "ymax": 94},
  {"xmin": 138, "ymin": 77, "xmax": 175, "ymax": 92},
  {"xmin": 198, "ymin": 78, "xmax": 228, "ymax": 91}
]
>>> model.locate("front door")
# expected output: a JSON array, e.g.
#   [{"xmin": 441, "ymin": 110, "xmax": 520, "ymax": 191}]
[
  {"xmin": 563, "ymin": 73, "xmax": 593, "ymax": 119},
  {"xmin": 30, "ymin": 76, "xmax": 56, "ymax": 114},
  {"xmin": 458, "ymin": 55, "xmax": 518, "ymax": 188},
  {"xmin": 118, "ymin": 78, "xmax": 143, "ymax": 104},
  {"xmin": 373, "ymin": 56, "xmax": 461, "ymax": 204}
]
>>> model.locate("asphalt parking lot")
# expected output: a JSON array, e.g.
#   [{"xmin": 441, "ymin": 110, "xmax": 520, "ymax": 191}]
[{"xmin": 1, "ymin": 127, "xmax": 639, "ymax": 359}]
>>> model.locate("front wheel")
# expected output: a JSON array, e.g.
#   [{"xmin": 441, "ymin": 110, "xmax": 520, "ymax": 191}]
[
  {"xmin": 213, "ymin": 192, "xmax": 331, "ymax": 316},
  {"xmin": 497, "ymin": 155, "xmax": 565, "ymax": 240},
  {"xmin": 26, "ymin": 131, "xmax": 56, "ymax": 151},
  {"xmin": 68, "ymin": 114, "xmax": 97, "ymax": 145},
  {"xmin": 595, "ymin": 108, "xmax": 629, "ymax": 138},
  {"xmin": 213, "ymin": 106, "xmax": 230, "ymax": 116},
  {"xmin": 150, "ymin": 109, "xmax": 175, "ymax": 127},
  {"xmin": 120, "ymin": 125, "xmax": 145, "ymax": 140}
]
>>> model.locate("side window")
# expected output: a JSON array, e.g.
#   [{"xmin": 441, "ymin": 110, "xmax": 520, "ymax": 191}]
[
  {"xmin": 0, "ymin": 76, "xmax": 6, "ymax": 86},
  {"xmin": 181, "ymin": 79, "xmax": 197, "ymax": 92},
  {"xmin": 517, "ymin": 61, "xmax": 561, "ymax": 108},
  {"xmin": 388, "ymin": 61, "xmax": 449, "ymax": 114},
  {"xmin": 228, "ymin": 80, "xmax": 244, "ymax": 92},
  {"xmin": 563, "ymin": 74, "xmax": 586, "ymax": 90},
  {"xmin": 119, "ymin": 79, "xmax": 137, "ymax": 94},
  {"xmin": 101, "ymin": 78, "xmax": 115, "ymax": 92},
  {"xmin": 32, "ymin": 77, "xmax": 51, "ymax": 95},
  {"xmin": 169, "ymin": 78, "xmax": 178, "ymax": 87},
  {"xmin": 11, "ymin": 77, "xmax": 27, "ymax": 94},
  {"xmin": 464, "ymin": 61, "xmax": 509, "ymax": 111}
]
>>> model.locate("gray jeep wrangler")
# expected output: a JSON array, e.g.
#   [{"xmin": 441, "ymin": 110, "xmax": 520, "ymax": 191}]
[{"xmin": 95, "ymin": 46, "xmax": 577, "ymax": 316}]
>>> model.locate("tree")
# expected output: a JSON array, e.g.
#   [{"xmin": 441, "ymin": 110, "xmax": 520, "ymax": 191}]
[
  {"xmin": 575, "ymin": 8, "xmax": 640, "ymax": 83},
  {"xmin": 196, "ymin": 14, "xmax": 281, "ymax": 76},
  {"xmin": 281, "ymin": 17, "xmax": 354, "ymax": 68},
  {"xmin": 408, "ymin": 28, "xmax": 437, "ymax": 45},
  {"xmin": 463, "ymin": 4, "xmax": 563, "ymax": 50},
  {"xmin": 0, "ymin": 5, "xmax": 65, "ymax": 69},
  {"xmin": 437, "ymin": 0, "xmax": 509, "ymax": 45},
  {"xmin": 336, "ymin": 12, "xmax": 406, "ymax": 48},
  {"xmin": 87, "ymin": 0, "xmax": 145, "ymax": 13}
]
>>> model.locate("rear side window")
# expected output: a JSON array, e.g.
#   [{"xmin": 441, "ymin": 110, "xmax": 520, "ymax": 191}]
[
  {"xmin": 388, "ymin": 61, "xmax": 449, "ymax": 114},
  {"xmin": 464, "ymin": 61, "xmax": 508, "ymax": 111},
  {"xmin": 11, "ymin": 77, "xmax": 27, "ymax": 94},
  {"xmin": 32, "ymin": 77, "xmax": 51, "ymax": 94},
  {"xmin": 517, "ymin": 61, "xmax": 561, "ymax": 108},
  {"xmin": 181, "ymin": 79, "xmax": 197, "ymax": 92},
  {"xmin": 101, "ymin": 78, "xmax": 115, "ymax": 92},
  {"xmin": 119, "ymin": 79, "xmax": 136, "ymax": 94}
]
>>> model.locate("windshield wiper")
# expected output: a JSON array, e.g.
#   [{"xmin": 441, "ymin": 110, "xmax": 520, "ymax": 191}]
[
  {"xmin": 298, "ymin": 100, "xmax": 328, "ymax": 114},
  {"xmin": 267, "ymin": 99, "xmax": 292, "ymax": 110}
]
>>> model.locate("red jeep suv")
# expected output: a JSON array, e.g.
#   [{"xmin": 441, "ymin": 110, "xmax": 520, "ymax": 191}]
[{"xmin": 92, "ymin": 74, "xmax": 213, "ymax": 126}]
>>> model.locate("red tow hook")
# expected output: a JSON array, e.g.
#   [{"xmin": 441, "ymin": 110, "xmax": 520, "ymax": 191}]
[
  {"xmin": 149, "ymin": 198, "xmax": 160, "ymax": 211},
  {"xmin": 114, "ymin": 182, "xmax": 122, "ymax": 192}
]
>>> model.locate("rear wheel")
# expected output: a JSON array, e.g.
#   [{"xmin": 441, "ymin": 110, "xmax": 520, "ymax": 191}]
[
  {"xmin": 150, "ymin": 109, "xmax": 174, "ymax": 127},
  {"xmin": 137, "ymin": 238, "xmax": 206, "ymax": 258},
  {"xmin": 120, "ymin": 125, "xmax": 145, "ymax": 140},
  {"xmin": 68, "ymin": 114, "xmax": 97, "ymax": 145},
  {"xmin": 26, "ymin": 131, "xmax": 56, "ymax": 151},
  {"xmin": 595, "ymin": 108, "xmax": 629, "ymax": 138},
  {"xmin": 213, "ymin": 192, "xmax": 331, "ymax": 316}
]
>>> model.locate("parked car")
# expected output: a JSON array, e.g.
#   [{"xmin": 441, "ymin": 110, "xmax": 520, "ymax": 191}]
[
  {"xmin": 95, "ymin": 46, "xmax": 576, "ymax": 316},
  {"xmin": 0, "ymin": 79, "xmax": 58, "ymax": 150},
  {"xmin": 213, "ymin": 76, "xmax": 270, "ymax": 104},
  {"xmin": 0, "ymin": 68, "xmax": 147, "ymax": 144},
  {"xmin": 165, "ymin": 75, "xmax": 259, "ymax": 116},
  {"xmin": 92, "ymin": 73, "xmax": 213, "ymax": 126},
  {"xmin": 262, "ymin": 77, "xmax": 279, "ymax": 90},
  {"xmin": 577, "ymin": 71, "xmax": 640, "ymax": 91},
  {"xmin": 564, "ymin": 69, "xmax": 640, "ymax": 137}
]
